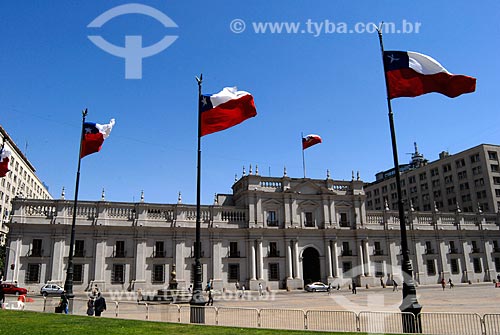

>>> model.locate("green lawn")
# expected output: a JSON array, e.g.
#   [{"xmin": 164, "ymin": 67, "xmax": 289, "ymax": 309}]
[{"xmin": 0, "ymin": 310, "xmax": 377, "ymax": 335}]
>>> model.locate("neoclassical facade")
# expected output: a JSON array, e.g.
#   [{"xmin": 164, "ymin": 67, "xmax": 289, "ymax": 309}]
[{"xmin": 7, "ymin": 173, "xmax": 500, "ymax": 293}]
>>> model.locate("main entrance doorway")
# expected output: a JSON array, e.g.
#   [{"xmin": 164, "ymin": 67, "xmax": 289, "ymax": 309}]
[{"xmin": 302, "ymin": 247, "xmax": 321, "ymax": 285}]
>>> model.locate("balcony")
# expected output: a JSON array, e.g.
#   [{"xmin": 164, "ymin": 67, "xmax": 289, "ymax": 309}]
[
  {"xmin": 449, "ymin": 248, "xmax": 459, "ymax": 254},
  {"xmin": 228, "ymin": 251, "xmax": 240, "ymax": 258},
  {"xmin": 29, "ymin": 249, "xmax": 43, "ymax": 257},
  {"xmin": 113, "ymin": 250, "xmax": 127, "ymax": 258},
  {"xmin": 341, "ymin": 250, "xmax": 353, "ymax": 256},
  {"xmin": 267, "ymin": 250, "xmax": 280, "ymax": 257},
  {"xmin": 154, "ymin": 250, "xmax": 166, "ymax": 258},
  {"xmin": 74, "ymin": 250, "xmax": 86, "ymax": 258},
  {"xmin": 373, "ymin": 249, "xmax": 384, "ymax": 256},
  {"xmin": 267, "ymin": 220, "xmax": 279, "ymax": 227},
  {"xmin": 339, "ymin": 221, "xmax": 350, "ymax": 228},
  {"xmin": 425, "ymin": 249, "xmax": 435, "ymax": 255},
  {"xmin": 471, "ymin": 248, "xmax": 481, "ymax": 253},
  {"xmin": 493, "ymin": 247, "xmax": 500, "ymax": 253}
]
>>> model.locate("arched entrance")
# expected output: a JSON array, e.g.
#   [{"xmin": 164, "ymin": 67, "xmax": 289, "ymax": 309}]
[{"xmin": 302, "ymin": 247, "xmax": 321, "ymax": 285}]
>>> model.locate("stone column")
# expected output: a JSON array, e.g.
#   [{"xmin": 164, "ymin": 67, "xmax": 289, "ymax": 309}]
[
  {"xmin": 325, "ymin": 240, "xmax": 333, "ymax": 279},
  {"xmin": 286, "ymin": 240, "xmax": 293, "ymax": 279},
  {"xmin": 294, "ymin": 240, "xmax": 300, "ymax": 279},
  {"xmin": 332, "ymin": 240, "xmax": 340, "ymax": 278},
  {"xmin": 358, "ymin": 241, "xmax": 365, "ymax": 277},
  {"xmin": 174, "ymin": 239, "xmax": 186, "ymax": 286},
  {"xmin": 93, "ymin": 238, "xmax": 107, "ymax": 290},
  {"xmin": 364, "ymin": 239, "xmax": 371, "ymax": 276},
  {"xmin": 438, "ymin": 240, "xmax": 449, "ymax": 278},
  {"xmin": 134, "ymin": 239, "xmax": 147, "ymax": 284},
  {"xmin": 257, "ymin": 239, "xmax": 264, "ymax": 280},
  {"xmin": 250, "ymin": 241, "xmax": 256, "ymax": 280},
  {"xmin": 51, "ymin": 237, "xmax": 66, "ymax": 282}
]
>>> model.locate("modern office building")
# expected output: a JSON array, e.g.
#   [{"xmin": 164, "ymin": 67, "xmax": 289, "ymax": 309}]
[
  {"xmin": 365, "ymin": 143, "xmax": 500, "ymax": 214},
  {"xmin": 7, "ymin": 171, "xmax": 500, "ymax": 294},
  {"xmin": 0, "ymin": 125, "xmax": 52, "ymax": 247}
]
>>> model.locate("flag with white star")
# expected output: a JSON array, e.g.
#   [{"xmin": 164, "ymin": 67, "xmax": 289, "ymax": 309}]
[
  {"xmin": 80, "ymin": 119, "xmax": 115, "ymax": 158},
  {"xmin": 383, "ymin": 51, "xmax": 476, "ymax": 99},
  {"xmin": 200, "ymin": 87, "xmax": 256, "ymax": 136}
]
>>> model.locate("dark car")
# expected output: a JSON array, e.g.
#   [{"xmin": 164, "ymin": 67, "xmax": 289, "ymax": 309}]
[
  {"xmin": 0, "ymin": 283, "xmax": 28, "ymax": 295},
  {"xmin": 305, "ymin": 282, "xmax": 329, "ymax": 292}
]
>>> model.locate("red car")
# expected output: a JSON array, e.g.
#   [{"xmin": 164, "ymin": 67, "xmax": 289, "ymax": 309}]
[{"xmin": 0, "ymin": 283, "xmax": 28, "ymax": 295}]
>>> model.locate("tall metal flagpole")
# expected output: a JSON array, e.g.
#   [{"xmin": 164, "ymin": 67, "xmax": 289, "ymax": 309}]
[
  {"xmin": 301, "ymin": 132, "xmax": 306, "ymax": 178},
  {"xmin": 190, "ymin": 74, "xmax": 206, "ymax": 323},
  {"xmin": 376, "ymin": 24, "xmax": 422, "ymax": 333},
  {"xmin": 64, "ymin": 108, "xmax": 88, "ymax": 311}
]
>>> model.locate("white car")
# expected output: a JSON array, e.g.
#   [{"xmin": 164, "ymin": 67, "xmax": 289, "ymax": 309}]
[
  {"xmin": 40, "ymin": 283, "xmax": 64, "ymax": 296},
  {"xmin": 305, "ymin": 282, "xmax": 329, "ymax": 292}
]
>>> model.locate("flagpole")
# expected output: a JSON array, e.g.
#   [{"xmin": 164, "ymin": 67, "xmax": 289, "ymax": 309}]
[
  {"xmin": 301, "ymin": 132, "xmax": 306, "ymax": 178},
  {"xmin": 376, "ymin": 24, "xmax": 422, "ymax": 333},
  {"xmin": 64, "ymin": 108, "xmax": 87, "ymax": 312},
  {"xmin": 190, "ymin": 73, "xmax": 206, "ymax": 323}
]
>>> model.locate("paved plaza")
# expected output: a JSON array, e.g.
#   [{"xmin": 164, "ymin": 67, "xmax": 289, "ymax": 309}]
[{"xmin": 208, "ymin": 283, "xmax": 500, "ymax": 315}]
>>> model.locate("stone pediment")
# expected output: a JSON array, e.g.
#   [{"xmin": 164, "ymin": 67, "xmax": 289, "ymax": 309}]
[
  {"xmin": 262, "ymin": 198, "xmax": 282, "ymax": 206},
  {"xmin": 286, "ymin": 180, "xmax": 327, "ymax": 195},
  {"xmin": 335, "ymin": 200, "xmax": 353, "ymax": 207}
]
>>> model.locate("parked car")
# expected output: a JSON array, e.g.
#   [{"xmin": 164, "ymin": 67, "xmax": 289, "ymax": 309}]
[
  {"xmin": 0, "ymin": 283, "xmax": 28, "ymax": 295},
  {"xmin": 305, "ymin": 282, "xmax": 329, "ymax": 292},
  {"xmin": 40, "ymin": 283, "xmax": 64, "ymax": 296}
]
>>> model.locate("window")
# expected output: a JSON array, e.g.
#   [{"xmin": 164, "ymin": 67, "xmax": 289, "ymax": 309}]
[
  {"xmin": 374, "ymin": 241, "xmax": 383, "ymax": 255},
  {"xmin": 25, "ymin": 263, "xmax": 41, "ymax": 283},
  {"xmin": 228, "ymin": 264, "xmax": 240, "ymax": 282},
  {"xmin": 477, "ymin": 190, "xmax": 487, "ymax": 199},
  {"xmin": 495, "ymin": 258, "xmax": 500, "ymax": 272},
  {"xmin": 492, "ymin": 164, "xmax": 500, "ymax": 172},
  {"xmin": 442, "ymin": 164, "xmax": 452, "ymax": 173},
  {"xmin": 472, "ymin": 166, "xmax": 482, "ymax": 175},
  {"xmin": 269, "ymin": 263, "xmax": 280, "ymax": 281},
  {"xmin": 382, "ymin": 185, "xmax": 387, "ymax": 193},
  {"xmin": 408, "ymin": 176, "xmax": 416, "ymax": 184},
  {"xmin": 419, "ymin": 172, "xmax": 427, "ymax": 181},
  {"xmin": 374, "ymin": 261, "xmax": 384, "ymax": 277},
  {"xmin": 449, "ymin": 241, "xmax": 457, "ymax": 254},
  {"xmin": 444, "ymin": 175, "xmax": 453, "ymax": 185},
  {"xmin": 458, "ymin": 171, "xmax": 467, "ymax": 180},
  {"xmin": 470, "ymin": 153, "xmax": 480, "ymax": 163},
  {"xmin": 31, "ymin": 239, "xmax": 43, "ymax": 257},
  {"xmin": 494, "ymin": 177, "xmax": 500, "ymax": 185},
  {"xmin": 432, "ymin": 180, "xmax": 440, "ymax": 188},
  {"xmin": 342, "ymin": 262, "xmax": 352, "ymax": 276},
  {"xmin": 229, "ymin": 242, "xmax": 240, "ymax": 258},
  {"xmin": 450, "ymin": 259, "xmax": 459, "ymax": 274},
  {"xmin": 112, "ymin": 264, "xmax": 125, "ymax": 284},
  {"xmin": 455, "ymin": 159, "xmax": 465, "ymax": 168},
  {"xmin": 304, "ymin": 212, "xmax": 314, "ymax": 227},
  {"xmin": 115, "ymin": 241, "xmax": 125, "ymax": 257},
  {"xmin": 75, "ymin": 240, "xmax": 85, "ymax": 257},
  {"xmin": 74, "ymin": 264, "xmax": 84, "ymax": 283},
  {"xmin": 471, "ymin": 241, "xmax": 480, "ymax": 253},
  {"xmin": 426, "ymin": 259, "xmax": 436, "ymax": 275},
  {"xmin": 267, "ymin": 210, "xmax": 278, "ymax": 226},
  {"xmin": 268, "ymin": 242, "xmax": 279, "ymax": 257},
  {"xmin": 152, "ymin": 265, "xmax": 165, "ymax": 283},
  {"xmin": 425, "ymin": 241, "xmax": 434, "ymax": 254},
  {"xmin": 342, "ymin": 242, "xmax": 352, "ymax": 256},
  {"xmin": 155, "ymin": 241, "xmax": 165, "ymax": 258},
  {"xmin": 473, "ymin": 258, "xmax": 482, "ymax": 273},
  {"xmin": 430, "ymin": 168, "xmax": 439, "ymax": 177},
  {"xmin": 488, "ymin": 151, "xmax": 498, "ymax": 160}
]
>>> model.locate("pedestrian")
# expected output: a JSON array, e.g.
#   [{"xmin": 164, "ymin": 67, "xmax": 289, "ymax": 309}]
[
  {"xmin": 380, "ymin": 277, "xmax": 386, "ymax": 288},
  {"xmin": 86, "ymin": 297, "xmax": 94, "ymax": 316},
  {"xmin": 59, "ymin": 291, "xmax": 69, "ymax": 314},
  {"xmin": 448, "ymin": 278, "xmax": 454, "ymax": 289},
  {"xmin": 441, "ymin": 278, "xmax": 446, "ymax": 290},
  {"xmin": 94, "ymin": 292, "xmax": 107, "ymax": 317},
  {"xmin": 0, "ymin": 287, "xmax": 5, "ymax": 309},
  {"xmin": 188, "ymin": 284, "xmax": 192, "ymax": 293},
  {"xmin": 258, "ymin": 282, "xmax": 263, "ymax": 296},
  {"xmin": 206, "ymin": 289, "xmax": 214, "ymax": 306},
  {"xmin": 92, "ymin": 284, "xmax": 99, "ymax": 298},
  {"xmin": 351, "ymin": 281, "xmax": 357, "ymax": 294},
  {"xmin": 393, "ymin": 280, "xmax": 398, "ymax": 292},
  {"xmin": 136, "ymin": 288, "xmax": 143, "ymax": 303},
  {"xmin": 235, "ymin": 281, "xmax": 240, "ymax": 291},
  {"xmin": 327, "ymin": 283, "xmax": 332, "ymax": 295},
  {"xmin": 240, "ymin": 285, "xmax": 245, "ymax": 298}
]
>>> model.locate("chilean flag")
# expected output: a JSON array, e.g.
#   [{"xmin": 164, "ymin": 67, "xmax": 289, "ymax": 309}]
[
  {"xmin": 302, "ymin": 134, "xmax": 322, "ymax": 150},
  {"xmin": 383, "ymin": 51, "xmax": 476, "ymax": 99},
  {"xmin": 80, "ymin": 119, "xmax": 115, "ymax": 158},
  {"xmin": 200, "ymin": 87, "xmax": 257, "ymax": 136},
  {"xmin": 0, "ymin": 148, "xmax": 11, "ymax": 177}
]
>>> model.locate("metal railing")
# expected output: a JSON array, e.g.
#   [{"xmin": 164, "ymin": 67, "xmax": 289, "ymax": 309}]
[{"xmin": 9, "ymin": 295, "xmax": 500, "ymax": 334}]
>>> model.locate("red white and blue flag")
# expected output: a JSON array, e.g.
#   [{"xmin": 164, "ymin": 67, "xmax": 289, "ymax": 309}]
[
  {"xmin": 383, "ymin": 51, "xmax": 476, "ymax": 99},
  {"xmin": 200, "ymin": 87, "xmax": 257, "ymax": 136},
  {"xmin": 80, "ymin": 119, "xmax": 115, "ymax": 158},
  {"xmin": 0, "ymin": 148, "xmax": 11, "ymax": 177},
  {"xmin": 302, "ymin": 134, "xmax": 322, "ymax": 150}
]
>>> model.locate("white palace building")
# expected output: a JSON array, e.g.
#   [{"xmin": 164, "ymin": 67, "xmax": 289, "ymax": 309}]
[{"xmin": 6, "ymin": 171, "xmax": 500, "ymax": 293}]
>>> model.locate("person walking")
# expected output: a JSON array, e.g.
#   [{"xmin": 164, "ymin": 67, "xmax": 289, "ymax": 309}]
[
  {"xmin": 393, "ymin": 280, "xmax": 399, "ymax": 292},
  {"xmin": 448, "ymin": 278, "xmax": 454, "ymax": 289},
  {"xmin": 258, "ymin": 282, "xmax": 263, "ymax": 296},
  {"xmin": 94, "ymin": 292, "xmax": 107, "ymax": 317},
  {"xmin": 0, "ymin": 287, "xmax": 5, "ymax": 309},
  {"xmin": 441, "ymin": 278, "xmax": 446, "ymax": 291},
  {"xmin": 206, "ymin": 289, "xmax": 214, "ymax": 306},
  {"xmin": 59, "ymin": 291, "xmax": 69, "ymax": 314},
  {"xmin": 86, "ymin": 297, "xmax": 94, "ymax": 316},
  {"xmin": 351, "ymin": 281, "xmax": 357, "ymax": 294}
]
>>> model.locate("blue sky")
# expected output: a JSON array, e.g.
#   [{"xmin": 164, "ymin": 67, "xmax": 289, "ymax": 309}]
[{"xmin": 1, "ymin": 1, "xmax": 498, "ymax": 205}]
